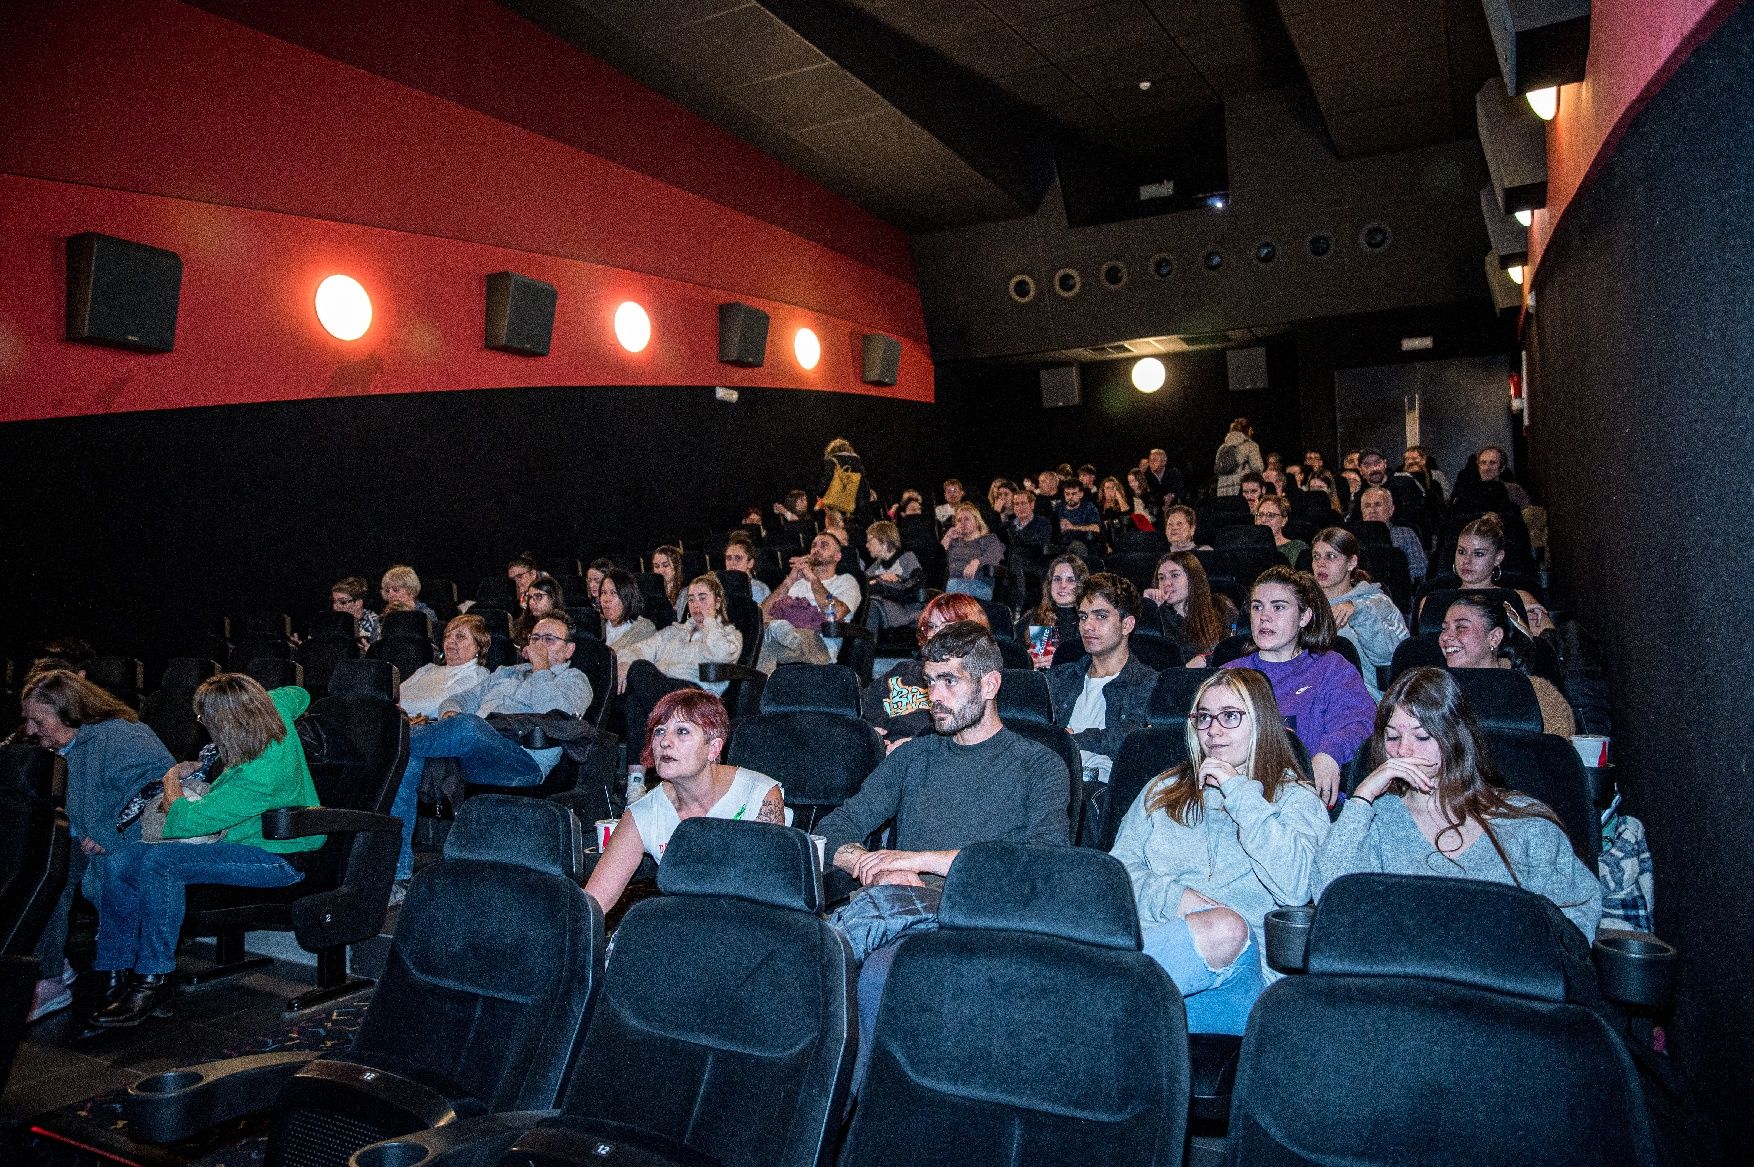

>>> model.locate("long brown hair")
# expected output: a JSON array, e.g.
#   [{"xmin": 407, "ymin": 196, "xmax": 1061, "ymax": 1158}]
[
  {"xmin": 1367, "ymin": 668, "xmax": 1579, "ymax": 869},
  {"xmin": 1146, "ymin": 669, "xmax": 1310, "ymax": 826},
  {"xmin": 194, "ymin": 673, "xmax": 287, "ymax": 770},
  {"xmin": 651, "ymin": 546, "xmax": 684, "ymax": 603},
  {"xmin": 1032, "ymin": 553, "xmax": 1088, "ymax": 626},
  {"xmin": 1160, "ymin": 551, "xmax": 1226, "ymax": 654},
  {"xmin": 1249, "ymin": 565, "xmax": 1337, "ymax": 653},
  {"xmin": 20, "ymin": 670, "xmax": 138, "ymax": 726},
  {"xmin": 1313, "ymin": 527, "xmax": 1371, "ymax": 589}
]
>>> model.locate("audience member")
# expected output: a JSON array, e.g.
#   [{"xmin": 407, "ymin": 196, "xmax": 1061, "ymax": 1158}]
[
  {"xmin": 1476, "ymin": 445, "xmax": 1532, "ymax": 508},
  {"xmin": 380, "ymin": 565, "xmax": 438, "ymax": 629},
  {"xmin": 1238, "ymin": 472, "xmax": 1268, "ymax": 514},
  {"xmin": 329, "ymin": 576, "xmax": 379, "ymax": 646},
  {"xmin": 1047, "ymin": 573, "xmax": 1155, "ymax": 785},
  {"xmin": 934, "ymin": 478, "xmax": 964, "ymax": 524},
  {"xmin": 1452, "ymin": 513, "xmax": 1506, "ymax": 588},
  {"xmin": 940, "ymin": 503, "xmax": 1005, "ymax": 600},
  {"xmin": 650, "ymin": 545, "xmax": 686, "ymax": 623},
  {"xmin": 19, "ymin": 670, "xmax": 174, "ymax": 1023},
  {"xmin": 1395, "ymin": 447, "xmax": 1446, "ymax": 532},
  {"xmin": 1034, "ymin": 467, "xmax": 1062, "ymax": 505},
  {"xmin": 1099, "ymin": 476, "xmax": 1148, "ymax": 543},
  {"xmin": 985, "ymin": 478, "xmax": 1017, "ymax": 526},
  {"xmin": 862, "ymin": 593, "xmax": 987, "ymax": 751},
  {"xmin": 92, "ymin": 675, "xmax": 322, "ymax": 1026},
  {"xmin": 1052, "ymin": 478, "xmax": 1102, "ymax": 560},
  {"xmin": 1143, "ymin": 551, "xmax": 1234, "ymax": 663},
  {"xmin": 391, "ymin": 615, "xmax": 494, "ymax": 884},
  {"xmin": 512, "ymin": 573, "xmax": 564, "ymax": 646},
  {"xmin": 1111, "ymin": 668, "xmax": 1328, "ymax": 1033},
  {"xmin": 1018, "ymin": 553, "xmax": 1087, "ymax": 667},
  {"xmin": 1140, "ymin": 447, "xmax": 1184, "ymax": 513},
  {"xmin": 585, "ymin": 689, "xmax": 784, "ymax": 913},
  {"xmin": 1438, "ymin": 595, "xmax": 1576, "ymax": 735},
  {"xmin": 621, "ymin": 575, "xmax": 743, "ymax": 696},
  {"xmin": 598, "ymin": 568, "xmax": 656, "ymax": 652},
  {"xmin": 506, "ymin": 554, "xmax": 539, "ymax": 607},
  {"xmin": 1004, "ymin": 489, "xmax": 1053, "ymax": 568},
  {"xmin": 1214, "ymin": 418, "xmax": 1264, "ymax": 496},
  {"xmin": 862, "ymin": 520, "xmax": 924, "ymax": 633},
  {"xmin": 1224, "ymin": 567, "xmax": 1375, "ymax": 806},
  {"xmin": 1254, "ymin": 495, "xmax": 1305, "ymax": 565},
  {"xmin": 1313, "ymin": 667, "xmax": 1599, "ymax": 936},
  {"xmin": 818, "ymin": 623, "xmax": 1070, "ymax": 1084},
  {"xmin": 764, "ymin": 531, "xmax": 862, "ymax": 659},
  {"xmin": 819, "ymin": 436, "xmax": 876, "ymax": 521},
  {"xmin": 1311, "ymin": 528, "xmax": 1409, "ymax": 700},
  {"xmin": 1359, "ymin": 485, "xmax": 1429, "ymax": 582},
  {"xmin": 773, "ymin": 488, "xmax": 814, "ymax": 541},
  {"xmin": 721, "ymin": 533, "xmax": 770, "ymax": 603},
  {"xmin": 1161, "ymin": 504, "xmax": 1207, "ymax": 553},
  {"xmin": 583, "ymin": 558, "xmax": 616, "ymax": 610}
]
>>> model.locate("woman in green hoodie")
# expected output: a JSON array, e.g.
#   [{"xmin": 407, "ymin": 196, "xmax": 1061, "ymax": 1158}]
[{"xmin": 91, "ymin": 674, "xmax": 324, "ymax": 1026}]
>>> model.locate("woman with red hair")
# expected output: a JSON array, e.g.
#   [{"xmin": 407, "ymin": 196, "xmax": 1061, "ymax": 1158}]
[
  {"xmin": 585, "ymin": 689, "xmax": 784, "ymax": 913},
  {"xmin": 860, "ymin": 591, "xmax": 989, "ymax": 751}
]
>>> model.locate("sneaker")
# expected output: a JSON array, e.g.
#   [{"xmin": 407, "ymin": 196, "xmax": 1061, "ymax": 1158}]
[
  {"xmin": 387, "ymin": 879, "xmax": 410, "ymax": 907},
  {"xmin": 62, "ymin": 958, "xmax": 77, "ymax": 985},
  {"xmin": 27, "ymin": 980, "xmax": 73, "ymax": 1023}
]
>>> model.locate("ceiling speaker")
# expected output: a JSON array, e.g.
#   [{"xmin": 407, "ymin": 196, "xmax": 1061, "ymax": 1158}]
[
  {"xmin": 484, "ymin": 272, "xmax": 556, "ymax": 356},
  {"xmin": 1479, "ymin": 187, "xmax": 1529, "ymax": 267},
  {"xmin": 1477, "ymin": 81, "xmax": 1548, "ymax": 214},
  {"xmin": 65, "ymin": 233, "xmax": 181, "ymax": 353},
  {"xmin": 1227, "ymin": 346, "xmax": 1267, "ymax": 392},
  {"xmin": 1482, "ymin": 0, "xmax": 1591, "ymax": 94},
  {"xmin": 862, "ymin": 333, "xmax": 901, "ymax": 387},
  {"xmin": 1040, "ymin": 365, "xmax": 1081, "ymax": 408}
]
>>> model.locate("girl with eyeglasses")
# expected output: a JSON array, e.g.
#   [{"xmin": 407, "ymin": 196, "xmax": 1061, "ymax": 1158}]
[{"xmin": 1110, "ymin": 668, "xmax": 1329, "ymax": 1033}]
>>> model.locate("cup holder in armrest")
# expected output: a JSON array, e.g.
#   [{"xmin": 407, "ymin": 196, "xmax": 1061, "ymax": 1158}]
[
  {"xmin": 1593, "ymin": 929, "xmax": 1678, "ymax": 1010},
  {"xmin": 134, "ymin": 1069, "xmax": 205, "ymax": 1095},
  {"xmin": 1264, "ymin": 905, "xmax": 1316, "ymax": 974},
  {"xmin": 353, "ymin": 1140, "xmax": 432, "ymax": 1167}
]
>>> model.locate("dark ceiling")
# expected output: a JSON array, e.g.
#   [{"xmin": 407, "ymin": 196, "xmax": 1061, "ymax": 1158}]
[{"xmin": 502, "ymin": 0, "xmax": 1499, "ymax": 232}]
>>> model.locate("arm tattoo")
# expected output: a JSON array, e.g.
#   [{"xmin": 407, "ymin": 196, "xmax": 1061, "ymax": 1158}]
[{"xmin": 757, "ymin": 787, "xmax": 785, "ymax": 825}]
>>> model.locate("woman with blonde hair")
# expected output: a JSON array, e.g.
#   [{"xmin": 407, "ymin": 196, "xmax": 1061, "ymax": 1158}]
[
  {"xmin": 91, "ymin": 675, "xmax": 322, "ymax": 1026},
  {"xmin": 619, "ymin": 574, "xmax": 742, "ymax": 696},
  {"xmin": 1111, "ymin": 668, "xmax": 1328, "ymax": 1032},
  {"xmin": 940, "ymin": 502, "xmax": 1004, "ymax": 600}
]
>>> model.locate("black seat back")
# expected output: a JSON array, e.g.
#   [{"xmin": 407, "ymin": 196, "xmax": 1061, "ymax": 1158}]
[
  {"xmin": 367, "ymin": 636, "xmax": 433, "ymax": 682},
  {"xmin": 1097, "ymin": 727, "xmax": 1188, "ymax": 851},
  {"xmin": 245, "ymin": 657, "xmax": 303, "ymax": 691},
  {"xmin": 997, "ymin": 668, "xmax": 1055, "ymax": 726},
  {"xmin": 728, "ymin": 712, "xmax": 883, "ymax": 831},
  {"xmin": 760, "ymin": 663, "xmax": 860, "ymax": 716},
  {"xmin": 140, "ymin": 658, "xmax": 218, "ymax": 761},
  {"xmin": 1229, "ymin": 873, "xmax": 1657, "ymax": 1166},
  {"xmin": 569, "ymin": 636, "xmax": 616, "ymax": 731},
  {"xmin": 1388, "ymin": 633, "xmax": 1444, "ymax": 682},
  {"xmin": 1480, "ymin": 728, "xmax": 1599, "ymax": 866},
  {"xmin": 345, "ymin": 797, "xmax": 601, "ymax": 1114},
  {"xmin": 294, "ymin": 635, "xmax": 358, "ymax": 696},
  {"xmin": 380, "ymin": 609, "xmax": 433, "ymax": 641},
  {"xmin": 1449, "ymin": 667, "xmax": 1543, "ymax": 734},
  {"xmin": 842, "ymin": 843, "xmax": 1188, "ymax": 1166},
  {"xmin": 87, "ymin": 656, "xmax": 144, "ymax": 708},
  {"xmin": 0, "ymin": 747, "xmax": 69, "ymax": 1094},
  {"xmin": 327, "ymin": 658, "xmax": 401, "ymax": 702},
  {"xmin": 559, "ymin": 820, "xmax": 853, "ymax": 1167},
  {"xmin": 305, "ymin": 610, "xmax": 359, "ymax": 642},
  {"xmin": 1147, "ymin": 667, "xmax": 1220, "ymax": 727}
]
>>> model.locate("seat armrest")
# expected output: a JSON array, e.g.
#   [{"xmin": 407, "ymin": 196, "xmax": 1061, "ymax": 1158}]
[
  {"xmin": 1593, "ymin": 929, "xmax": 1678, "ymax": 1011},
  {"xmin": 820, "ymin": 622, "xmax": 872, "ymax": 641},
  {"xmin": 127, "ymin": 1050, "xmax": 315, "ymax": 1143},
  {"xmin": 697, "ymin": 662, "xmax": 762, "ymax": 685},
  {"xmin": 263, "ymin": 807, "xmax": 400, "ymax": 839},
  {"xmin": 348, "ymin": 1110, "xmax": 556, "ymax": 1167}
]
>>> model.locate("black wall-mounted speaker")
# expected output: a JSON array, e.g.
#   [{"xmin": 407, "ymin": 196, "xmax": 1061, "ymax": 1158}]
[
  {"xmin": 1227, "ymin": 346, "xmax": 1268, "ymax": 392},
  {"xmin": 484, "ymin": 272, "xmax": 556, "ymax": 356},
  {"xmin": 1482, "ymin": 0, "xmax": 1592, "ymax": 94},
  {"xmin": 65, "ymin": 233, "xmax": 182, "ymax": 353},
  {"xmin": 1040, "ymin": 364, "xmax": 1081, "ymax": 408},
  {"xmin": 862, "ymin": 333, "xmax": 902, "ymax": 386},
  {"xmin": 718, "ymin": 302, "xmax": 769, "ymax": 367},
  {"xmin": 1477, "ymin": 81, "xmax": 1549, "ymax": 214},
  {"xmin": 1483, "ymin": 253, "xmax": 1524, "ymax": 313},
  {"xmin": 1479, "ymin": 186, "xmax": 1530, "ymax": 267}
]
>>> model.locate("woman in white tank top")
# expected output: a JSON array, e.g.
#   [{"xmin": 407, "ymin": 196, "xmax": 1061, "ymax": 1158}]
[{"xmin": 585, "ymin": 689, "xmax": 783, "ymax": 913}]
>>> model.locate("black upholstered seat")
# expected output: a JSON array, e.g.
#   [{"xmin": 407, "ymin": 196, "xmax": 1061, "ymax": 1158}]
[
  {"xmin": 1147, "ymin": 666, "xmax": 1221, "ymax": 727},
  {"xmin": 125, "ymin": 797, "xmax": 602, "ymax": 1164},
  {"xmin": 0, "ymin": 747, "xmax": 69, "ymax": 1095},
  {"xmin": 841, "ymin": 842, "xmax": 1189, "ymax": 1166},
  {"xmin": 759, "ymin": 662, "xmax": 861, "ymax": 717},
  {"xmin": 728, "ymin": 709, "xmax": 884, "ymax": 833},
  {"xmin": 139, "ymin": 657, "xmax": 218, "ymax": 760},
  {"xmin": 1229, "ymin": 873, "xmax": 1660, "ymax": 1166},
  {"xmin": 367, "ymin": 818, "xmax": 853, "ymax": 1167}
]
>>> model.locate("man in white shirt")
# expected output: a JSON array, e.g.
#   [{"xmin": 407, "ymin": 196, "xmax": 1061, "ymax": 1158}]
[
  {"xmin": 764, "ymin": 531, "xmax": 862, "ymax": 658},
  {"xmin": 933, "ymin": 478, "xmax": 964, "ymax": 524},
  {"xmin": 1047, "ymin": 574, "xmax": 1158, "ymax": 786}
]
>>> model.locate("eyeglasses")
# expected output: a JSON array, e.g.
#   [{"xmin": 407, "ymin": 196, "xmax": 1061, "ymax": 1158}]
[
  {"xmin": 528, "ymin": 633, "xmax": 568, "ymax": 645},
  {"xmin": 1190, "ymin": 709, "xmax": 1246, "ymax": 730}
]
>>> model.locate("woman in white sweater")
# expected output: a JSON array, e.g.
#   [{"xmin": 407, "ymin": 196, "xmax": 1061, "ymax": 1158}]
[
  {"xmin": 399, "ymin": 615, "xmax": 492, "ymax": 719},
  {"xmin": 618, "ymin": 574, "xmax": 742, "ymax": 696},
  {"xmin": 1110, "ymin": 668, "xmax": 1330, "ymax": 1033}
]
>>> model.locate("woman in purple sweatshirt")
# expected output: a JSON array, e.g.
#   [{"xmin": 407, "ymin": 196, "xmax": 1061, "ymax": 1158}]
[{"xmin": 1223, "ymin": 566, "xmax": 1375, "ymax": 807}]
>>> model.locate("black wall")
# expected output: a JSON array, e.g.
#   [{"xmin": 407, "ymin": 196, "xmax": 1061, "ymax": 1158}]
[
  {"xmin": 1527, "ymin": 4, "xmax": 1754, "ymax": 1153},
  {"xmin": 0, "ymin": 384, "xmax": 947, "ymax": 671}
]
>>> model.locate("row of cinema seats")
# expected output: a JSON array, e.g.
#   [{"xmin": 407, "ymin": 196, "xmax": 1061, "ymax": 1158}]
[{"xmin": 66, "ymin": 800, "xmax": 1676, "ymax": 1167}]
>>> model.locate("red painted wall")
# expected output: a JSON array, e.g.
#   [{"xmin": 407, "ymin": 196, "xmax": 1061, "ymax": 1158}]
[
  {"xmin": 1527, "ymin": 0, "xmax": 1741, "ymax": 273},
  {"xmin": 0, "ymin": 0, "xmax": 932, "ymax": 421}
]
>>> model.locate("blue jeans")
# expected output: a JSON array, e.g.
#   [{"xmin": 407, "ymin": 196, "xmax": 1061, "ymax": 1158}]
[
  {"xmin": 852, "ymin": 938, "xmax": 908, "ymax": 1093},
  {"xmin": 1141, "ymin": 913, "xmax": 1266, "ymax": 1035},
  {"xmin": 96, "ymin": 843, "xmax": 302, "ymax": 976},
  {"xmin": 944, "ymin": 576, "xmax": 994, "ymax": 601},
  {"xmin": 399, "ymin": 716, "xmax": 546, "ymax": 878}
]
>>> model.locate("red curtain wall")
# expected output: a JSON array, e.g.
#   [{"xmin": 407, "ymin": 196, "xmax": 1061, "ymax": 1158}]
[{"xmin": 0, "ymin": 0, "xmax": 932, "ymax": 422}]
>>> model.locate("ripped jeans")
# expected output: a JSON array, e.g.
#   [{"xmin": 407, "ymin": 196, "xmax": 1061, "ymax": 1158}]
[{"xmin": 1141, "ymin": 910, "xmax": 1266, "ymax": 1035}]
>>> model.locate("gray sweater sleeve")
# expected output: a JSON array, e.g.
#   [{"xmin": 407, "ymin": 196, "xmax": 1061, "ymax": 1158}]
[
  {"xmin": 815, "ymin": 744, "xmax": 909, "ymax": 856},
  {"xmin": 1109, "ymin": 783, "xmax": 1190, "ymax": 928},
  {"xmin": 1016, "ymin": 738, "xmax": 1073, "ymax": 845},
  {"xmin": 1218, "ymin": 775, "xmax": 1331, "ymax": 906},
  {"xmin": 1345, "ymin": 592, "xmax": 1409, "ymax": 667},
  {"xmin": 1312, "ymin": 796, "xmax": 1382, "ymax": 900}
]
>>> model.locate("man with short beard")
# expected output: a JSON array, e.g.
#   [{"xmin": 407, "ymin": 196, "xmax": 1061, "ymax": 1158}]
[{"xmin": 817, "ymin": 621, "xmax": 1070, "ymax": 1086}]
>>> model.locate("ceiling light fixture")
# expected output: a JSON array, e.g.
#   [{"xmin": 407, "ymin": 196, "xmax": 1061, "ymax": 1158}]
[
  {"xmin": 1507, "ymin": 265, "xmax": 1525, "ymax": 285},
  {"xmin": 794, "ymin": 326, "xmax": 821, "ymax": 370},
  {"xmin": 1526, "ymin": 86, "xmax": 1559, "ymax": 120},
  {"xmin": 1514, "ymin": 209, "xmax": 1533, "ymax": 227},
  {"xmin": 1131, "ymin": 357, "xmax": 1165, "ymax": 393}
]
